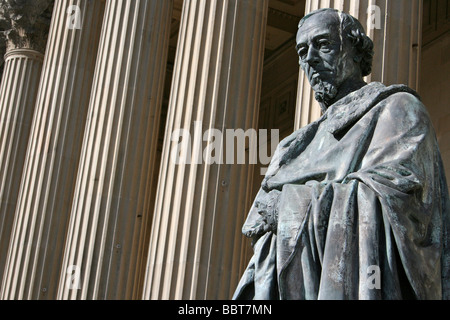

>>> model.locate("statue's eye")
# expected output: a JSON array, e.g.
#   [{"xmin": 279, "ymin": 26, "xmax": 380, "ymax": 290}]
[
  {"xmin": 298, "ymin": 47, "xmax": 308, "ymax": 60},
  {"xmin": 317, "ymin": 39, "xmax": 332, "ymax": 51}
]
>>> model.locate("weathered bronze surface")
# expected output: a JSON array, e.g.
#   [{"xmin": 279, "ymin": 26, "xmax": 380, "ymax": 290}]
[{"xmin": 234, "ymin": 8, "xmax": 450, "ymax": 300}]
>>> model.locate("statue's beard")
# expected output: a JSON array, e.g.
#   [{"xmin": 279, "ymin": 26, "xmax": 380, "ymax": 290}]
[{"xmin": 312, "ymin": 79, "xmax": 338, "ymax": 112}]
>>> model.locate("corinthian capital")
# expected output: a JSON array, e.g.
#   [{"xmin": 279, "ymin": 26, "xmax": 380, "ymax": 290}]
[
  {"xmin": 0, "ymin": 0, "xmax": 54, "ymax": 53},
  {"xmin": 0, "ymin": 6, "xmax": 7, "ymax": 70}
]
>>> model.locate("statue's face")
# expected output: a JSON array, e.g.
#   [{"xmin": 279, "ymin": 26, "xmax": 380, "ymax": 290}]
[{"xmin": 296, "ymin": 11, "xmax": 360, "ymax": 105}]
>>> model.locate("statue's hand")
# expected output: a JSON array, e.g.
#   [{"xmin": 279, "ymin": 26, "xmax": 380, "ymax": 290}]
[{"xmin": 255, "ymin": 190, "xmax": 281, "ymax": 235}]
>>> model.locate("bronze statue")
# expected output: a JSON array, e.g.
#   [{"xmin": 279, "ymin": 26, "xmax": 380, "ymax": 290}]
[{"xmin": 233, "ymin": 8, "xmax": 450, "ymax": 300}]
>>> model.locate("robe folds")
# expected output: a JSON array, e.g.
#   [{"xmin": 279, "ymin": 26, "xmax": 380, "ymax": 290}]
[{"xmin": 233, "ymin": 82, "xmax": 450, "ymax": 300}]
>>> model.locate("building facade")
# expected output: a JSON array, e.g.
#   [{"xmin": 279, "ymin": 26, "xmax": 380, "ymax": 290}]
[{"xmin": 0, "ymin": 0, "xmax": 448, "ymax": 300}]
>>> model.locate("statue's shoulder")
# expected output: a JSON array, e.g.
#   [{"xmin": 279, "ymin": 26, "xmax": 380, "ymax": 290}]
[
  {"xmin": 376, "ymin": 84, "xmax": 433, "ymax": 132},
  {"xmin": 385, "ymin": 83, "xmax": 421, "ymax": 99},
  {"xmin": 360, "ymin": 82, "xmax": 425, "ymax": 118},
  {"xmin": 381, "ymin": 84, "xmax": 427, "ymax": 114}
]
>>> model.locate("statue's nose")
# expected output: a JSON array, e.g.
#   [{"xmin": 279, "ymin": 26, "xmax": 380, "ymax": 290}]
[{"xmin": 306, "ymin": 47, "xmax": 320, "ymax": 66}]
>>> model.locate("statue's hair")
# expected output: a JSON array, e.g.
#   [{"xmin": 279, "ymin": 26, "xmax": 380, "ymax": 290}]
[{"xmin": 298, "ymin": 8, "xmax": 374, "ymax": 77}]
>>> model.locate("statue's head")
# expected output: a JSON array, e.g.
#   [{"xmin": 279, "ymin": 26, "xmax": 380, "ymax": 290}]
[{"xmin": 296, "ymin": 9, "xmax": 374, "ymax": 108}]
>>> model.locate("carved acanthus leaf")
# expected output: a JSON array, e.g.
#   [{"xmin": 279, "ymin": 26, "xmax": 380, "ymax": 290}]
[
  {"xmin": 0, "ymin": 0, "xmax": 54, "ymax": 52},
  {"xmin": 0, "ymin": 7, "xmax": 6, "ymax": 75},
  {"xmin": 0, "ymin": 33, "xmax": 5, "ymax": 76}
]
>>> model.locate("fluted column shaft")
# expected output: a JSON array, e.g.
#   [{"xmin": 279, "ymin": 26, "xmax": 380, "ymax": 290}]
[
  {"xmin": 0, "ymin": 0, "xmax": 53, "ymax": 290},
  {"xmin": 58, "ymin": 0, "xmax": 173, "ymax": 300},
  {"xmin": 0, "ymin": 49, "xmax": 43, "ymax": 284},
  {"xmin": 295, "ymin": 0, "xmax": 423, "ymax": 129},
  {"xmin": 143, "ymin": 0, "xmax": 269, "ymax": 300},
  {"xmin": 1, "ymin": 0, "xmax": 105, "ymax": 300}
]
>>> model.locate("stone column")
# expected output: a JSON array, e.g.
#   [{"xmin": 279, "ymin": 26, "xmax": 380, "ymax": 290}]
[
  {"xmin": 0, "ymin": 0, "xmax": 52, "ymax": 291},
  {"xmin": 0, "ymin": 0, "xmax": 105, "ymax": 300},
  {"xmin": 57, "ymin": 0, "xmax": 173, "ymax": 300},
  {"xmin": 295, "ymin": 0, "xmax": 423, "ymax": 129},
  {"xmin": 0, "ymin": 32, "xmax": 5, "ymax": 77},
  {"xmin": 143, "ymin": 0, "xmax": 269, "ymax": 300}
]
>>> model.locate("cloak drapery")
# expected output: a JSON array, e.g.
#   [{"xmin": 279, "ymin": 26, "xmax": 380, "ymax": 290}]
[{"xmin": 233, "ymin": 82, "xmax": 450, "ymax": 300}]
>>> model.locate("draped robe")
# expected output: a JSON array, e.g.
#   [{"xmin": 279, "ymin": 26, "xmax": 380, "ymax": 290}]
[{"xmin": 233, "ymin": 82, "xmax": 450, "ymax": 300}]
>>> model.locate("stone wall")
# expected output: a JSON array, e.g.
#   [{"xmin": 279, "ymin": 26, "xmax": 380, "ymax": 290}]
[{"xmin": 420, "ymin": 31, "xmax": 450, "ymax": 182}]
